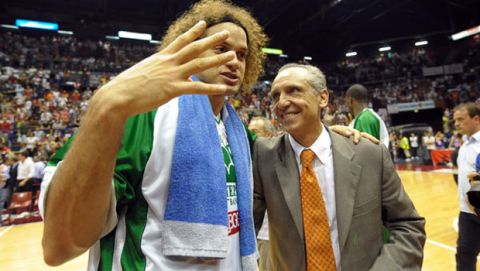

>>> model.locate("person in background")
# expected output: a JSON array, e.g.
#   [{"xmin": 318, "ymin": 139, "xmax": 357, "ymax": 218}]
[
  {"xmin": 409, "ymin": 133, "xmax": 419, "ymax": 160},
  {"xmin": 422, "ymin": 130, "xmax": 435, "ymax": 163},
  {"xmin": 389, "ymin": 131, "xmax": 399, "ymax": 162},
  {"xmin": 16, "ymin": 150, "xmax": 35, "ymax": 192},
  {"xmin": 0, "ymin": 157, "xmax": 10, "ymax": 226},
  {"xmin": 452, "ymin": 103, "xmax": 480, "ymax": 271},
  {"xmin": 345, "ymin": 83, "xmax": 389, "ymax": 148},
  {"xmin": 435, "ymin": 132, "xmax": 445, "ymax": 149},
  {"xmin": 399, "ymin": 134, "xmax": 412, "ymax": 162},
  {"xmin": 31, "ymin": 154, "xmax": 46, "ymax": 199}
]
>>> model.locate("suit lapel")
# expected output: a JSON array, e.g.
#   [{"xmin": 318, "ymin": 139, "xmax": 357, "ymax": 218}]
[
  {"xmin": 330, "ymin": 132, "xmax": 362, "ymax": 252},
  {"xmin": 274, "ymin": 135, "xmax": 304, "ymax": 240}
]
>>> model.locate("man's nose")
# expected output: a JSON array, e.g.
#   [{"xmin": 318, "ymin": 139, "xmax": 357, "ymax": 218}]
[
  {"xmin": 226, "ymin": 52, "xmax": 240, "ymax": 70},
  {"xmin": 276, "ymin": 93, "xmax": 291, "ymax": 110}
]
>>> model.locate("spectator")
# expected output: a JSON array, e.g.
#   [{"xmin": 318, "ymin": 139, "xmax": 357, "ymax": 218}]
[
  {"xmin": 345, "ymin": 84, "xmax": 389, "ymax": 148},
  {"xmin": 16, "ymin": 150, "xmax": 35, "ymax": 192},
  {"xmin": 399, "ymin": 134, "xmax": 412, "ymax": 162},
  {"xmin": 409, "ymin": 133, "xmax": 419, "ymax": 160}
]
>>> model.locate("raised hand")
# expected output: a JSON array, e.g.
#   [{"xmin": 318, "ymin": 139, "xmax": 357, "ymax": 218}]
[{"xmin": 95, "ymin": 20, "xmax": 235, "ymax": 118}]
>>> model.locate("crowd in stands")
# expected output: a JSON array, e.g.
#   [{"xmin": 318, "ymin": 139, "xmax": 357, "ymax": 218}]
[
  {"xmin": 0, "ymin": 31, "xmax": 156, "ymax": 73},
  {"xmin": 0, "ymin": 30, "xmax": 479, "ymax": 168},
  {"xmin": 233, "ymin": 42, "xmax": 480, "ymax": 130}
]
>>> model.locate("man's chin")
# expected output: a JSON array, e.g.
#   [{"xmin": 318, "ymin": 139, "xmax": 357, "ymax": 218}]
[{"xmin": 224, "ymin": 85, "xmax": 241, "ymax": 96}]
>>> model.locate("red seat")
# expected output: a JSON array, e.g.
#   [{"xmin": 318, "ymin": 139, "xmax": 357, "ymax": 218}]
[{"xmin": 8, "ymin": 192, "xmax": 33, "ymax": 224}]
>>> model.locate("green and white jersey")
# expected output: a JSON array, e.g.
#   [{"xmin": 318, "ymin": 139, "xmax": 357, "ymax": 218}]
[
  {"xmin": 39, "ymin": 98, "xmax": 242, "ymax": 271},
  {"xmin": 349, "ymin": 108, "xmax": 390, "ymax": 149},
  {"xmin": 215, "ymin": 114, "xmax": 241, "ymax": 268}
]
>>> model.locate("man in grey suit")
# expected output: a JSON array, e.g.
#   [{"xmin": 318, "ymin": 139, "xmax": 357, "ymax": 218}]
[{"xmin": 253, "ymin": 63, "xmax": 426, "ymax": 271}]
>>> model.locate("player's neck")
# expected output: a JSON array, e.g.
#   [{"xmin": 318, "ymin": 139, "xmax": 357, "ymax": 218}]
[
  {"xmin": 209, "ymin": 94, "xmax": 226, "ymax": 116},
  {"xmin": 353, "ymin": 104, "xmax": 366, "ymax": 117}
]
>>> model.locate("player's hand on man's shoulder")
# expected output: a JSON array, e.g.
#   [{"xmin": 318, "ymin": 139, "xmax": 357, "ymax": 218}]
[{"xmin": 329, "ymin": 125, "xmax": 380, "ymax": 145}]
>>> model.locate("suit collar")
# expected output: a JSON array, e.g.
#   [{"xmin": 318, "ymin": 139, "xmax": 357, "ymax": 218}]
[{"xmin": 275, "ymin": 135, "xmax": 304, "ymax": 240}]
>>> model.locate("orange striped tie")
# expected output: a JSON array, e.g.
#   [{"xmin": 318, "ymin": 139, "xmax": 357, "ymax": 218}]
[{"xmin": 300, "ymin": 149, "xmax": 336, "ymax": 271}]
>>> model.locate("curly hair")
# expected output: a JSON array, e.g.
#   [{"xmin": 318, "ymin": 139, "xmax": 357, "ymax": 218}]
[{"xmin": 159, "ymin": 0, "xmax": 268, "ymax": 93}]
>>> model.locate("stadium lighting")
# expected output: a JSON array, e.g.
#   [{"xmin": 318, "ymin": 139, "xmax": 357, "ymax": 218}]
[
  {"xmin": 105, "ymin": 35, "xmax": 120, "ymax": 40},
  {"xmin": 346, "ymin": 51, "xmax": 357, "ymax": 57},
  {"xmin": 279, "ymin": 54, "xmax": 288, "ymax": 58},
  {"xmin": 415, "ymin": 40, "xmax": 428, "ymax": 46},
  {"xmin": 150, "ymin": 40, "xmax": 161, "ymax": 44},
  {"xmin": 1, "ymin": 24, "xmax": 18, "ymax": 29},
  {"xmin": 118, "ymin": 30, "xmax": 152, "ymax": 41},
  {"xmin": 262, "ymin": 48, "xmax": 283, "ymax": 55},
  {"xmin": 450, "ymin": 24, "xmax": 480, "ymax": 41},
  {"xmin": 304, "ymin": 56, "xmax": 312, "ymax": 61},
  {"xmin": 58, "ymin": 30, "xmax": 73, "ymax": 35},
  {"xmin": 16, "ymin": 19, "xmax": 58, "ymax": 30},
  {"xmin": 379, "ymin": 46, "xmax": 391, "ymax": 52}
]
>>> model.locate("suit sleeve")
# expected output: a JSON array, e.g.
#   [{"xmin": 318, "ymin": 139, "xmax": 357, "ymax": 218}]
[
  {"xmin": 252, "ymin": 139, "xmax": 267, "ymax": 235},
  {"xmin": 369, "ymin": 145, "xmax": 426, "ymax": 271}
]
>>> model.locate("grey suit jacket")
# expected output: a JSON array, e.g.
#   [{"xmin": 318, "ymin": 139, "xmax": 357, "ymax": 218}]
[{"xmin": 253, "ymin": 131, "xmax": 426, "ymax": 271}]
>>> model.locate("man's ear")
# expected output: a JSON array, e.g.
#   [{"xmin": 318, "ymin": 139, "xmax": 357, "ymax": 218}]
[
  {"xmin": 474, "ymin": 115, "xmax": 480, "ymax": 124},
  {"xmin": 318, "ymin": 88, "xmax": 329, "ymax": 109}
]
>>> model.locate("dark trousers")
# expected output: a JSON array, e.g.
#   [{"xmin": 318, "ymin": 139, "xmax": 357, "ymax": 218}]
[
  {"xmin": 456, "ymin": 212, "xmax": 480, "ymax": 271},
  {"xmin": 15, "ymin": 179, "xmax": 33, "ymax": 193}
]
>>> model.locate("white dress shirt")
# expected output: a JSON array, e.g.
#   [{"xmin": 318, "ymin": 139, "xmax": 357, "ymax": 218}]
[
  {"xmin": 17, "ymin": 157, "xmax": 35, "ymax": 180},
  {"xmin": 457, "ymin": 130, "xmax": 480, "ymax": 214},
  {"xmin": 288, "ymin": 125, "xmax": 341, "ymax": 270}
]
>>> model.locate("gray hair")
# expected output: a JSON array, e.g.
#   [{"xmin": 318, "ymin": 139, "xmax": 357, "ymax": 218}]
[{"xmin": 277, "ymin": 63, "xmax": 327, "ymax": 94}]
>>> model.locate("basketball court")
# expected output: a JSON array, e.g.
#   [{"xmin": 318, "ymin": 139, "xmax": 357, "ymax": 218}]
[{"xmin": 1, "ymin": 168, "xmax": 479, "ymax": 270}]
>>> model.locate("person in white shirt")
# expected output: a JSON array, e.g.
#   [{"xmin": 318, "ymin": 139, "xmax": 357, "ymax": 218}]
[
  {"xmin": 452, "ymin": 102, "xmax": 480, "ymax": 271},
  {"xmin": 409, "ymin": 133, "xmax": 419, "ymax": 160},
  {"xmin": 16, "ymin": 151, "xmax": 35, "ymax": 192}
]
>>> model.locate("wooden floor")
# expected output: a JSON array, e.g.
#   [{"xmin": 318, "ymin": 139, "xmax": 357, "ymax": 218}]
[{"xmin": 1, "ymin": 170, "xmax": 479, "ymax": 270}]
